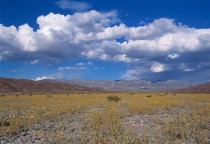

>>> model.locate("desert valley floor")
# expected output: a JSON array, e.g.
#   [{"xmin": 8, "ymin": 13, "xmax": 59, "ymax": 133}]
[{"xmin": 0, "ymin": 93, "xmax": 209, "ymax": 144}]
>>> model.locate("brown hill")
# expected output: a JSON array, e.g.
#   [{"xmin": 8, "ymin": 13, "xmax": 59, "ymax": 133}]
[
  {"xmin": 175, "ymin": 82, "xmax": 210, "ymax": 94},
  {"xmin": 0, "ymin": 77, "xmax": 104, "ymax": 94}
]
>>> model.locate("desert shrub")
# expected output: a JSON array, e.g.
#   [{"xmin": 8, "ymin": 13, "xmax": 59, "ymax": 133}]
[
  {"xmin": 107, "ymin": 95, "xmax": 121, "ymax": 102},
  {"xmin": 146, "ymin": 95, "xmax": 152, "ymax": 98},
  {"xmin": 1, "ymin": 94, "xmax": 5, "ymax": 97}
]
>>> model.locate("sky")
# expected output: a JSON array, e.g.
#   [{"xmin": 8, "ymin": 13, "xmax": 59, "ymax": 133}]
[{"xmin": 0, "ymin": 0, "xmax": 210, "ymax": 82}]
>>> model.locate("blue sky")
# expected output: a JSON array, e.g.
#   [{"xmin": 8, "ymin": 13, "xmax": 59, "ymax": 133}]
[{"xmin": 0, "ymin": 0, "xmax": 210, "ymax": 81}]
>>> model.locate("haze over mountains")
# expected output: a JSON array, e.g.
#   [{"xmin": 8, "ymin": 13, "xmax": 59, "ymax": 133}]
[
  {"xmin": 43, "ymin": 79, "xmax": 194, "ymax": 92},
  {"xmin": 1, "ymin": 77, "xmax": 210, "ymax": 93}
]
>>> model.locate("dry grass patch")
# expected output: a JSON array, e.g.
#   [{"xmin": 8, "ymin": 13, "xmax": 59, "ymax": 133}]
[
  {"xmin": 163, "ymin": 104, "xmax": 210, "ymax": 143},
  {"xmin": 0, "ymin": 93, "xmax": 209, "ymax": 143}
]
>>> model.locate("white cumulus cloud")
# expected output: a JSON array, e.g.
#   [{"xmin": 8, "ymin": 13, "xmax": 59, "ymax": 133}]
[
  {"xmin": 168, "ymin": 53, "xmax": 179, "ymax": 59},
  {"xmin": 1, "ymin": 10, "xmax": 210, "ymax": 81},
  {"xmin": 35, "ymin": 76, "xmax": 55, "ymax": 81},
  {"xmin": 151, "ymin": 63, "xmax": 165, "ymax": 73}
]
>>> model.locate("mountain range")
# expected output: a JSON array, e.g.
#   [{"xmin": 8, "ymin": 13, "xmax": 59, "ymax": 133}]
[
  {"xmin": 45, "ymin": 79, "xmax": 194, "ymax": 92},
  {"xmin": 1, "ymin": 77, "xmax": 210, "ymax": 94}
]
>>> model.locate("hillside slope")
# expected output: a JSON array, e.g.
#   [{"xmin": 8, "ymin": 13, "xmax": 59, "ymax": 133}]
[
  {"xmin": 0, "ymin": 78, "xmax": 103, "ymax": 93},
  {"xmin": 176, "ymin": 82, "xmax": 210, "ymax": 94}
]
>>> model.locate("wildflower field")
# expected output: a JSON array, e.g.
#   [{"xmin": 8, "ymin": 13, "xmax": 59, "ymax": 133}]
[{"xmin": 0, "ymin": 93, "xmax": 209, "ymax": 143}]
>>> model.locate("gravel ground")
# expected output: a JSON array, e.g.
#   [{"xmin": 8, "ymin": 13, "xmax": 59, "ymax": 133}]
[
  {"xmin": 1, "ymin": 109, "xmax": 91, "ymax": 144},
  {"xmin": 1, "ymin": 106, "xmax": 209, "ymax": 144}
]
